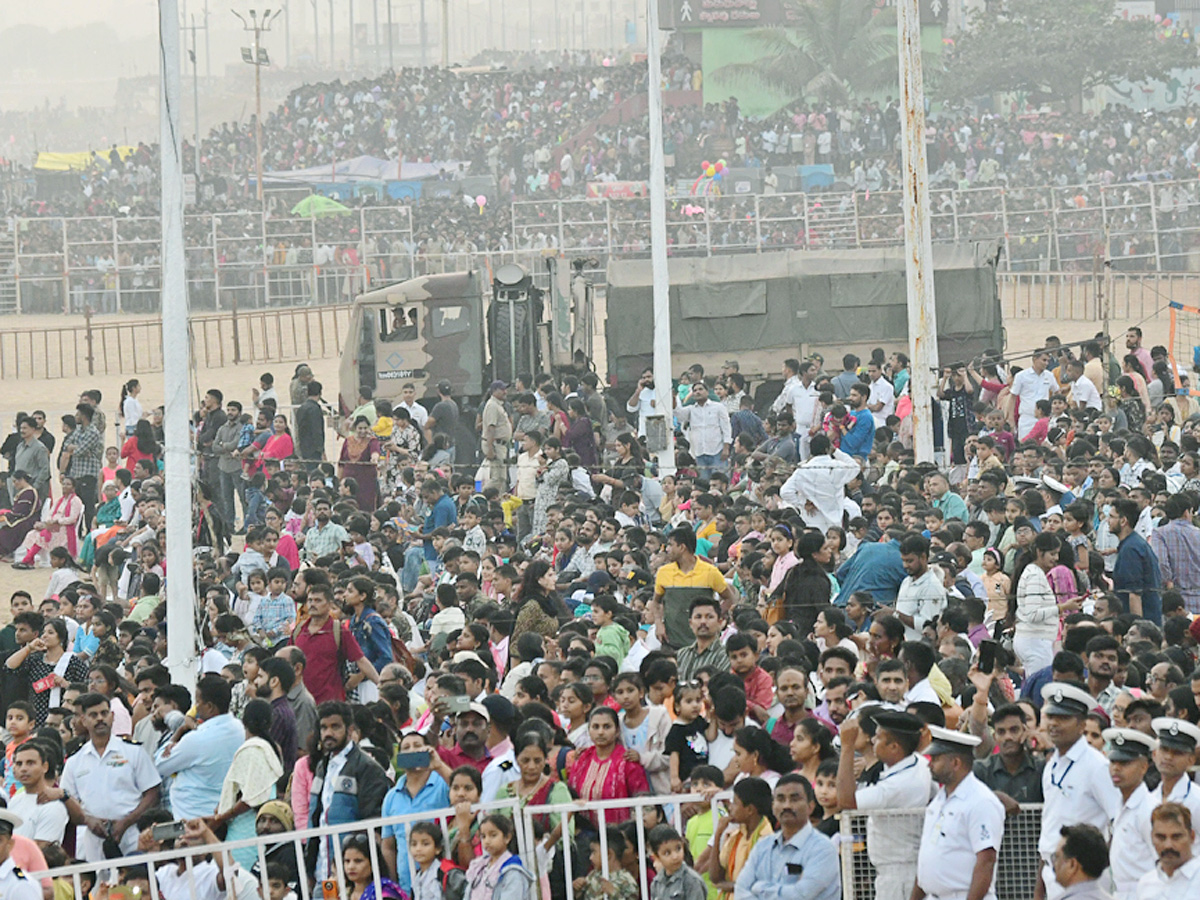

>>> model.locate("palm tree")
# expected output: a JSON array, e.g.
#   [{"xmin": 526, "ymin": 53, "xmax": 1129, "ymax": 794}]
[{"xmin": 713, "ymin": 0, "xmax": 898, "ymax": 107}]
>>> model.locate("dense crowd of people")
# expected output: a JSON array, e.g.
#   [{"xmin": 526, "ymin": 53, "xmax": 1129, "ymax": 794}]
[
  {"xmin": 0, "ymin": 325, "xmax": 1193, "ymax": 898},
  {"xmin": 8, "ymin": 56, "xmax": 1200, "ymax": 294}
]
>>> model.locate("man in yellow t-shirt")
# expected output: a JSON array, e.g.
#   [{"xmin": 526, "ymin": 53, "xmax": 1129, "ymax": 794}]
[{"xmin": 654, "ymin": 525, "xmax": 736, "ymax": 648}]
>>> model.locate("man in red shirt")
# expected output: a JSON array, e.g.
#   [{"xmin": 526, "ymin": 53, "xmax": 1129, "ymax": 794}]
[
  {"xmin": 293, "ymin": 584, "xmax": 380, "ymax": 704},
  {"xmin": 429, "ymin": 693, "xmax": 491, "ymax": 778},
  {"xmin": 727, "ymin": 632, "xmax": 775, "ymax": 723}
]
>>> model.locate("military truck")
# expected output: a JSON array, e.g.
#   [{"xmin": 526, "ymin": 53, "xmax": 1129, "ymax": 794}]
[
  {"xmin": 604, "ymin": 242, "xmax": 1005, "ymax": 395},
  {"xmin": 338, "ymin": 257, "xmax": 596, "ymax": 414}
]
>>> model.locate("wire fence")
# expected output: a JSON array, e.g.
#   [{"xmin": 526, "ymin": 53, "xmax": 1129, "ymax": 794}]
[{"xmin": 838, "ymin": 805, "xmax": 1044, "ymax": 900}]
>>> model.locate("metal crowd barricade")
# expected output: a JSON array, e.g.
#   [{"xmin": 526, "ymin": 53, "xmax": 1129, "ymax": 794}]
[
  {"xmin": 520, "ymin": 790, "xmax": 731, "ymax": 900},
  {"xmin": 25, "ymin": 793, "xmax": 1048, "ymax": 900},
  {"xmin": 838, "ymin": 804, "xmax": 1045, "ymax": 900},
  {"xmin": 29, "ymin": 797, "xmax": 523, "ymax": 900}
]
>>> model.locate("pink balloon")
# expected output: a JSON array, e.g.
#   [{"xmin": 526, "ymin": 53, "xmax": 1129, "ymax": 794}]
[{"xmin": 475, "ymin": 194, "xmax": 487, "ymax": 207}]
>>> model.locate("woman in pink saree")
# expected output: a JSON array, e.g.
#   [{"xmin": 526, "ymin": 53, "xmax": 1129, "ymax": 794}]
[
  {"xmin": 12, "ymin": 476, "xmax": 84, "ymax": 569},
  {"xmin": 566, "ymin": 706, "xmax": 649, "ymax": 828},
  {"xmin": 245, "ymin": 414, "xmax": 295, "ymax": 478}
]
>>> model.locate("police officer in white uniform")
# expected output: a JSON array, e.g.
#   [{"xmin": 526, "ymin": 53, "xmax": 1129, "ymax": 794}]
[
  {"xmin": 1103, "ymin": 727, "xmax": 1158, "ymax": 900},
  {"xmin": 1037, "ymin": 683, "xmax": 1122, "ymax": 900},
  {"xmin": 836, "ymin": 710, "xmax": 933, "ymax": 900},
  {"xmin": 914, "ymin": 726, "xmax": 1005, "ymax": 900},
  {"xmin": 0, "ymin": 806, "xmax": 40, "ymax": 900},
  {"xmin": 1147, "ymin": 718, "xmax": 1200, "ymax": 855}
]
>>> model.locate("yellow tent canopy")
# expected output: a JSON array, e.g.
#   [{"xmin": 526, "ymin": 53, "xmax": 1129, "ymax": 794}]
[{"xmin": 34, "ymin": 147, "xmax": 137, "ymax": 172}]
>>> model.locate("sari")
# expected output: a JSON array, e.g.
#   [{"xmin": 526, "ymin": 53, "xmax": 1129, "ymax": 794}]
[
  {"xmin": 340, "ymin": 435, "xmax": 382, "ymax": 512},
  {"xmin": 19, "ymin": 492, "xmax": 83, "ymax": 561},
  {"xmin": 262, "ymin": 432, "xmax": 294, "ymax": 462},
  {"xmin": 566, "ymin": 744, "xmax": 649, "ymax": 827},
  {"xmin": 0, "ymin": 487, "xmax": 38, "ymax": 556},
  {"xmin": 79, "ymin": 497, "xmax": 124, "ymax": 567}
]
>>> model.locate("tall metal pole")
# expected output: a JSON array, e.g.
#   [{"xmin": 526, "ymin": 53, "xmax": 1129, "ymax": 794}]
[
  {"xmin": 159, "ymin": 0, "xmax": 198, "ymax": 691},
  {"xmin": 312, "ymin": 0, "xmax": 320, "ymax": 64},
  {"xmin": 191, "ymin": 17, "xmax": 201, "ymax": 178},
  {"xmin": 897, "ymin": 0, "xmax": 939, "ymax": 463},
  {"xmin": 203, "ymin": 0, "xmax": 211, "ymax": 77},
  {"xmin": 646, "ymin": 0, "xmax": 675, "ymax": 477},
  {"xmin": 255, "ymin": 22, "xmax": 264, "ymax": 202},
  {"xmin": 387, "ymin": 0, "xmax": 394, "ymax": 68},
  {"xmin": 348, "ymin": 0, "xmax": 355, "ymax": 67},
  {"xmin": 372, "ymin": 0, "xmax": 379, "ymax": 66},
  {"xmin": 441, "ymin": 0, "xmax": 449, "ymax": 66},
  {"xmin": 328, "ymin": 0, "xmax": 335, "ymax": 63}
]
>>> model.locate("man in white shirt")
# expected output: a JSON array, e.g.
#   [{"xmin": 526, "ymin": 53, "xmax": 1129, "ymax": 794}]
[
  {"xmin": 914, "ymin": 727, "xmax": 1004, "ymax": 900},
  {"xmin": 836, "ymin": 711, "xmax": 933, "ymax": 900},
  {"xmin": 1037, "ymin": 683, "xmax": 1122, "ymax": 900},
  {"xmin": 1137, "ymin": 802, "xmax": 1200, "ymax": 899},
  {"xmin": 625, "ymin": 368, "xmax": 658, "ymax": 437},
  {"xmin": 1064, "ymin": 358, "xmax": 1102, "ymax": 411},
  {"xmin": 771, "ymin": 358, "xmax": 819, "ymax": 458},
  {"xmin": 1011, "ymin": 350, "xmax": 1060, "ymax": 439},
  {"xmin": 395, "ymin": 382, "xmax": 429, "ymax": 430},
  {"xmin": 894, "ymin": 535, "xmax": 947, "ymax": 642},
  {"xmin": 9, "ymin": 743, "xmax": 68, "ymax": 846},
  {"xmin": 1103, "ymin": 726, "xmax": 1157, "ymax": 900},
  {"xmin": 52, "ymin": 693, "xmax": 162, "ymax": 861},
  {"xmin": 866, "ymin": 361, "xmax": 896, "ymax": 427},
  {"xmin": 675, "ymin": 383, "xmax": 731, "ymax": 478}
]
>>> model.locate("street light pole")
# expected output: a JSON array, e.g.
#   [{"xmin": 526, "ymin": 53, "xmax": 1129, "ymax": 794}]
[
  {"xmin": 387, "ymin": 0, "xmax": 394, "ymax": 69},
  {"xmin": 420, "ymin": 0, "xmax": 427, "ymax": 66},
  {"xmin": 233, "ymin": 8, "xmax": 283, "ymax": 205},
  {"xmin": 348, "ymin": 0, "xmax": 355, "ymax": 67},
  {"xmin": 189, "ymin": 16, "xmax": 201, "ymax": 178},
  {"xmin": 441, "ymin": 0, "xmax": 448, "ymax": 66},
  {"xmin": 311, "ymin": 0, "xmax": 320, "ymax": 64}
]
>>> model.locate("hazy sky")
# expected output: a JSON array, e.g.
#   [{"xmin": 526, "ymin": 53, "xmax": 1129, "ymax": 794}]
[{"xmin": 1, "ymin": 1, "xmax": 159, "ymax": 36}]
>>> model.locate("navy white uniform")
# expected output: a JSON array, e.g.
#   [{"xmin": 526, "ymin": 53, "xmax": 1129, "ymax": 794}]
[
  {"xmin": 1038, "ymin": 685, "xmax": 1121, "ymax": 900},
  {"xmin": 916, "ymin": 727, "xmax": 1005, "ymax": 900},
  {"xmin": 0, "ymin": 809, "xmax": 41, "ymax": 900},
  {"xmin": 1146, "ymin": 718, "xmax": 1200, "ymax": 856},
  {"xmin": 1102, "ymin": 727, "xmax": 1158, "ymax": 900},
  {"xmin": 856, "ymin": 712, "xmax": 934, "ymax": 900}
]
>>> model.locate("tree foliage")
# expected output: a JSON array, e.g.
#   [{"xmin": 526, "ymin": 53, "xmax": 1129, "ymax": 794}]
[
  {"xmin": 712, "ymin": 0, "xmax": 898, "ymax": 107},
  {"xmin": 938, "ymin": 0, "xmax": 1196, "ymax": 109}
]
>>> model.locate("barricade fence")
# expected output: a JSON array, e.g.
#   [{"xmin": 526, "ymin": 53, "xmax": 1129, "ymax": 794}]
[
  {"xmin": 839, "ymin": 804, "xmax": 1044, "ymax": 900},
  {"xmin": 26, "ymin": 794, "xmax": 1044, "ymax": 900},
  {"xmin": 3, "ymin": 176, "xmax": 1200, "ymax": 318},
  {"xmin": 0, "ymin": 303, "xmax": 353, "ymax": 380}
]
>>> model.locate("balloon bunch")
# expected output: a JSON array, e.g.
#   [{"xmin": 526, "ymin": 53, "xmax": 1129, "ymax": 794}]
[{"xmin": 690, "ymin": 158, "xmax": 729, "ymax": 195}]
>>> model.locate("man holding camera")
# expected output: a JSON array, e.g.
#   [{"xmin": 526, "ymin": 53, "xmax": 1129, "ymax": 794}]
[{"xmin": 51, "ymin": 692, "xmax": 161, "ymax": 861}]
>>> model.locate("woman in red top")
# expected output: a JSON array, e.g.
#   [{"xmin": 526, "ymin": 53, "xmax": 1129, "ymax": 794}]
[
  {"xmin": 120, "ymin": 420, "xmax": 160, "ymax": 473},
  {"xmin": 566, "ymin": 706, "xmax": 649, "ymax": 828}
]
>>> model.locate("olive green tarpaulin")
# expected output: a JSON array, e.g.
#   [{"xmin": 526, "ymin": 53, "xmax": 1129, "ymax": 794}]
[{"xmin": 605, "ymin": 244, "xmax": 1003, "ymax": 384}]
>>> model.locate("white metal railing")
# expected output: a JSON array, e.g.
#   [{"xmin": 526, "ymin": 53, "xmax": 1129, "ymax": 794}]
[
  {"xmin": 5, "ymin": 174, "xmax": 1200, "ymax": 316},
  {"xmin": 29, "ymin": 797, "xmax": 523, "ymax": 900},
  {"xmin": 26, "ymin": 794, "xmax": 1046, "ymax": 900}
]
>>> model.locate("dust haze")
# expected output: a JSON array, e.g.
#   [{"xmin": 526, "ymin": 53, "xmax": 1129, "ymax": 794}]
[{"xmin": 0, "ymin": 0, "xmax": 636, "ymax": 160}]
